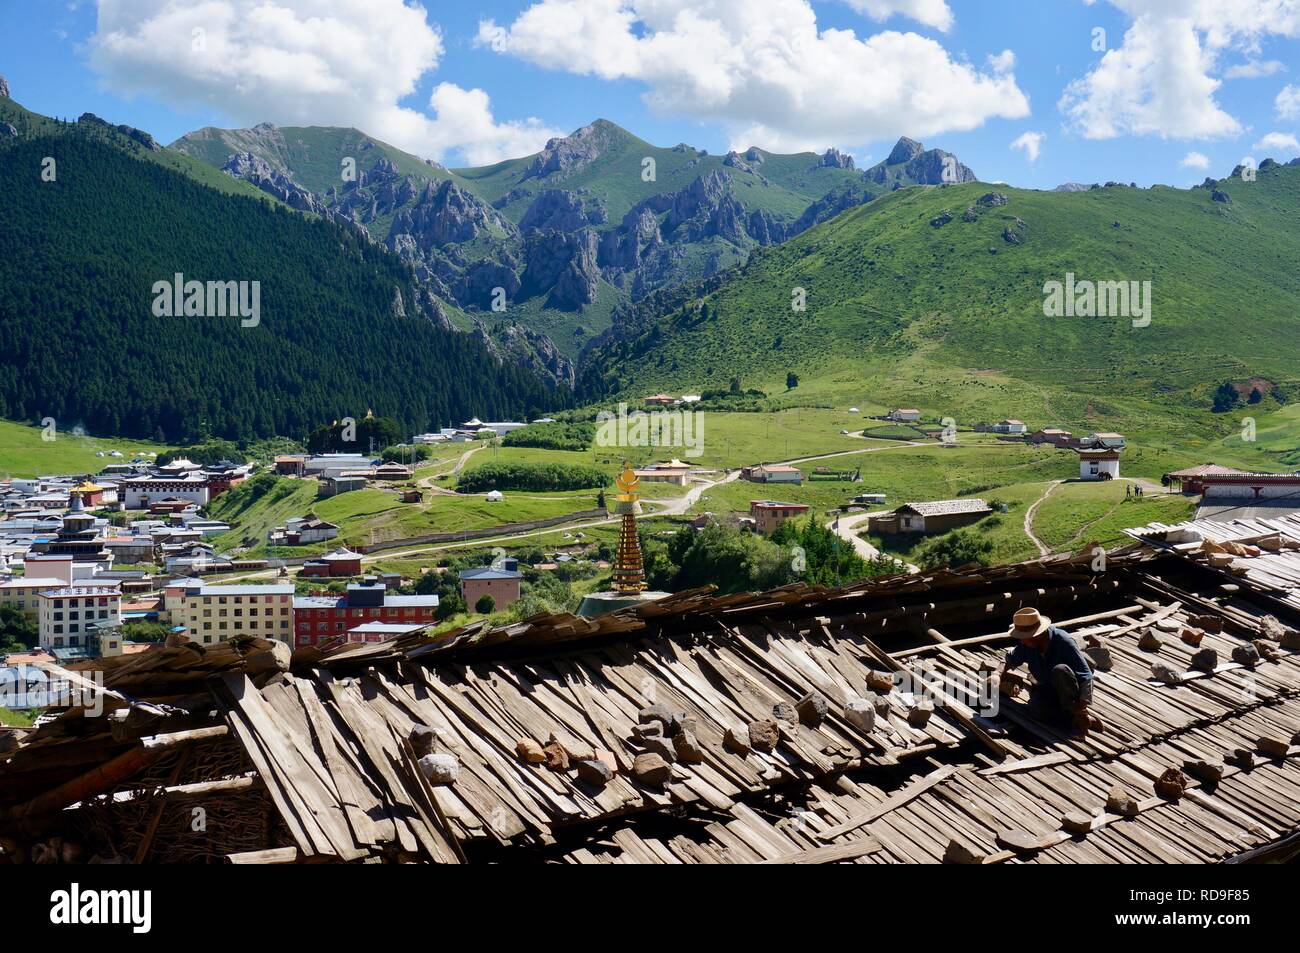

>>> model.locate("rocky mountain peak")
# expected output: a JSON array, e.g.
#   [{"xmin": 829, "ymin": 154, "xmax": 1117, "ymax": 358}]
[
  {"xmin": 819, "ymin": 148, "xmax": 855, "ymax": 170},
  {"xmin": 524, "ymin": 119, "xmax": 631, "ymax": 181},
  {"xmin": 886, "ymin": 137, "xmax": 925, "ymax": 166},
  {"xmin": 0, "ymin": 76, "xmax": 10, "ymax": 99}
]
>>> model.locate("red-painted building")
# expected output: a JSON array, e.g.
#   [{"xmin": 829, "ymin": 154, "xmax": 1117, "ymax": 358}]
[
  {"xmin": 292, "ymin": 577, "xmax": 439, "ymax": 648},
  {"xmin": 301, "ymin": 548, "xmax": 364, "ymax": 578}
]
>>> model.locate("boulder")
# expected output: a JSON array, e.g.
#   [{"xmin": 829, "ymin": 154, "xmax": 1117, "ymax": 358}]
[
  {"xmin": 1231, "ymin": 643, "xmax": 1261, "ymax": 667},
  {"xmin": 515, "ymin": 738, "xmax": 546, "ymax": 764},
  {"xmin": 930, "ymin": 209, "xmax": 953, "ymax": 228},
  {"xmin": 541, "ymin": 741, "xmax": 570, "ymax": 772},
  {"xmin": 907, "ymin": 700, "xmax": 934, "ymax": 728},
  {"xmin": 1085, "ymin": 645, "xmax": 1113, "ymax": 671},
  {"xmin": 995, "ymin": 830, "xmax": 1039, "ymax": 853},
  {"xmin": 1184, "ymin": 758, "xmax": 1224, "ymax": 783},
  {"xmin": 1151, "ymin": 661, "xmax": 1181, "ymax": 685},
  {"xmin": 723, "ymin": 725, "xmax": 751, "ymax": 754},
  {"xmin": 1155, "ymin": 767, "xmax": 1188, "ymax": 800},
  {"xmin": 1257, "ymin": 735, "xmax": 1290, "ymax": 758},
  {"xmin": 844, "ymin": 698, "xmax": 876, "ymax": 734},
  {"xmin": 866, "ymin": 671, "xmax": 895, "ymax": 693},
  {"xmin": 1139, "ymin": 630, "xmax": 1163, "ymax": 652},
  {"xmin": 418, "ymin": 753, "xmax": 459, "ymax": 785},
  {"xmin": 638, "ymin": 703, "xmax": 676, "ymax": 734},
  {"xmin": 640, "ymin": 734, "xmax": 677, "ymax": 762},
  {"xmin": 943, "ymin": 837, "xmax": 985, "ymax": 864},
  {"xmin": 1253, "ymin": 639, "xmax": 1278, "ymax": 661},
  {"xmin": 672, "ymin": 729, "xmax": 705, "ymax": 764},
  {"xmin": 1106, "ymin": 784, "xmax": 1140, "ymax": 817},
  {"xmin": 409, "ymin": 724, "xmax": 439, "ymax": 757},
  {"xmin": 1180, "ymin": 628, "xmax": 1205, "ymax": 647},
  {"xmin": 632, "ymin": 753, "xmax": 673, "ymax": 787},
  {"xmin": 1190, "ymin": 648, "xmax": 1219, "ymax": 673},
  {"xmin": 576, "ymin": 758, "xmax": 614, "ymax": 787},
  {"xmin": 1227, "ymin": 747, "xmax": 1256, "ymax": 770},
  {"xmin": 796, "ymin": 692, "xmax": 828, "ymax": 727},
  {"xmin": 1061, "ymin": 811, "xmax": 1094, "ymax": 835},
  {"xmin": 670, "ymin": 712, "xmax": 697, "ymax": 737},
  {"xmin": 772, "ymin": 701, "xmax": 798, "ymax": 725},
  {"xmin": 748, "ymin": 719, "xmax": 781, "ymax": 753}
]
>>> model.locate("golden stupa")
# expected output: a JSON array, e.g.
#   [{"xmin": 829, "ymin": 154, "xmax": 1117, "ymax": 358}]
[{"xmin": 611, "ymin": 462, "xmax": 646, "ymax": 593}]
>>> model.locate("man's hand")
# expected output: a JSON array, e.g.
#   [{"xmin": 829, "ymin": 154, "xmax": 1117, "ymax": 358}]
[{"xmin": 1071, "ymin": 706, "xmax": 1104, "ymax": 736}]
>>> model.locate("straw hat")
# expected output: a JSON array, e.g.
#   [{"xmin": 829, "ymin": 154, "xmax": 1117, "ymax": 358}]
[{"xmin": 1009, "ymin": 607, "xmax": 1051, "ymax": 640}]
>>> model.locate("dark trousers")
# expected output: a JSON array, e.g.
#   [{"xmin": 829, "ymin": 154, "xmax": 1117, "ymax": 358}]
[{"xmin": 1027, "ymin": 664, "xmax": 1093, "ymax": 724}]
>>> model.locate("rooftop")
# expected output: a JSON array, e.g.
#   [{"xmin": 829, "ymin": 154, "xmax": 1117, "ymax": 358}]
[
  {"xmin": 4, "ymin": 542, "xmax": 1300, "ymax": 865},
  {"xmin": 896, "ymin": 499, "xmax": 992, "ymax": 517}
]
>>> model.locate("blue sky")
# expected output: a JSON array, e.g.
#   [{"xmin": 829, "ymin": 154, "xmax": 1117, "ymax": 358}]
[{"xmin": 2, "ymin": 1, "xmax": 1298, "ymax": 187}]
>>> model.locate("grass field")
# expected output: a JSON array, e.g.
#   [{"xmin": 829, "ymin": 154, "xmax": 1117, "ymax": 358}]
[
  {"xmin": 0, "ymin": 707, "xmax": 36, "ymax": 727},
  {"xmin": 0, "ymin": 418, "xmax": 164, "ymax": 479}
]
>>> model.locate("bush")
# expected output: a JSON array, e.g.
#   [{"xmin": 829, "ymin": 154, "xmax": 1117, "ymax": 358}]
[
  {"xmin": 458, "ymin": 461, "xmax": 609, "ymax": 493},
  {"xmin": 475, "ymin": 594, "xmax": 496, "ymax": 615},
  {"xmin": 502, "ymin": 421, "xmax": 595, "ymax": 452},
  {"xmin": 914, "ymin": 530, "xmax": 994, "ymax": 570}
]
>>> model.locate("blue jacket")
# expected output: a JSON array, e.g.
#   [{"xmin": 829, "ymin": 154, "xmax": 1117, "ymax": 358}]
[{"xmin": 1006, "ymin": 626, "xmax": 1093, "ymax": 691}]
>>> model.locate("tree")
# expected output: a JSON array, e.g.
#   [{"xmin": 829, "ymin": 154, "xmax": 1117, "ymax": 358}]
[
  {"xmin": 436, "ymin": 592, "xmax": 465, "ymax": 620},
  {"xmin": 914, "ymin": 530, "xmax": 994, "ymax": 570},
  {"xmin": 786, "ymin": 371, "xmax": 799, "ymax": 389},
  {"xmin": 729, "ymin": 376, "xmax": 742, "ymax": 395},
  {"xmin": 1212, "ymin": 381, "xmax": 1240, "ymax": 413},
  {"xmin": 0, "ymin": 606, "xmax": 38, "ymax": 653},
  {"xmin": 1248, "ymin": 387, "xmax": 1263, "ymax": 404},
  {"xmin": 475, "ymin": 594, "xmax": 496, "ymax": 615}
]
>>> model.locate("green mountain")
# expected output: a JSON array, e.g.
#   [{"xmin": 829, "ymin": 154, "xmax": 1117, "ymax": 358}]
[
  {"xmin": 0, "ymin": 93, "xmax": 561, "ymax": 444},
  {"xmin": 173, "ymin": 119, "xmax": 970, "ymax": 359},
  {"xmin": 578, "ymin": 162, "xmax": 1300, "ymax": 449}
]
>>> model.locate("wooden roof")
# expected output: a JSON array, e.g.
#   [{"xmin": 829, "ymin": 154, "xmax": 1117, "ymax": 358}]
[{"xmin": 2, "ymin": 547, "xmax": 1298, "ymax": 864}]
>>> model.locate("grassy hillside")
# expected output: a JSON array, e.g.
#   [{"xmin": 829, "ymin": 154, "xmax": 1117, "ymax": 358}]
[
  {"xmin": 581, "ymin": 163, "xmax": 1300, "ymax": 454},
  {"xmin": 0, "ymin": 418, "xmax": 164, "ymax": 479}
]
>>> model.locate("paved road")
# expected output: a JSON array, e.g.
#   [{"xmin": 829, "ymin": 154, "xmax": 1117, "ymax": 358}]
[{"xmin": 825, "ymin": 511, "xmax": 920, "ymax": 574}]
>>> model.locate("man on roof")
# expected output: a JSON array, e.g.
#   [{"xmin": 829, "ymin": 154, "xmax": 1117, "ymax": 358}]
[{"xmin": 996, "ymin": 608, "xmax": 1104, "ymax": 737}]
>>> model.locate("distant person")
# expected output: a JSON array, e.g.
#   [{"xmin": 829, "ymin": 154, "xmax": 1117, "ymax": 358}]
[{"xmin": 997, "ymin": 608, "xmax": 1104, "ymax": 737}]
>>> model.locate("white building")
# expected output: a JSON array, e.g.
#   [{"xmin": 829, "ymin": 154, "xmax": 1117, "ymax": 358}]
[
  {"xmin": 121, "ymin": 474, "xmax": 211, "ymax": 509},
  {"xmin": 889, "ymin": 408, "xmax": 922, "ymax": 423},
  {"xmin": 38, "ymin": 583, "xmax": 122, "ymax": 652},
  {"xmin": 994, "ymin": 419, "xmax": 1028, "ymax": 435},
  {"xmin": 1077, "ymin": 449, "xmax": 1121, "ymax": 481}
]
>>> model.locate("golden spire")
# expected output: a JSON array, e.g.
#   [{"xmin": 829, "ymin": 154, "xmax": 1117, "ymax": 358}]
[{"xmin": 611, "ymin": 460, "xmax": 646, "ymax": 593}]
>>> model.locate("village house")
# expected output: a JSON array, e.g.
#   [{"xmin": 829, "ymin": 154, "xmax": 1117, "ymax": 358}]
[
  {"xmin": 888, "ymin": 408, "xmax": 922, "ymax": 423},
  {"xmin": 274, "ymin": 455, "xmax": 307, "ymax": 476},
  {"xmin": 1076, "ymin": 447, "xmax": 1121, "ymax": 481},
  {"xmin": 1162, "ymin": 464, "xmax": 1250, "ymax": 495},
  {"xmin": 301, "ymin": 548, "xmax": 365, "ymax": 578},
  {"xmin": 121, "ymin": 473, "xmax": 211, "ymax": 510},
  {"xmin": 318, "ymin": 474, "xmax": 369, "ymax": 498},
  {"xmin": 0, "ymin": 577, "xmax": 69, "ymax": 618},
  {"xmin": 741, "ymin": 464, "xmax": 804, "ymax": 485},
  {"xmin": 869, "ymin": 499, "xmax": 993, "ymax": 535},
  {"xmin": 1028, "ymin": 427, "xmax": 1073, "ymax": 447},
  {"xmin": 993, "ymin": 419, "xmax": 1028, "ymax": 435},
  {"xmin": 373, "ymin": 462, "xmax": 413, "ymax": 482},
  {"xmin": 1080, "ymin": 432, "xmax": 1126, "ymax": 450},
  {"xmin": 643, "ymin": 394, "xmax": 676, "ymax": 408},
  {"xmin": 748, "ymin": 501, "xmax": 811, "ymax": 534},
  {"xmin": 459, "ymin": 562, "xmax": 524, "ymax": 610},
  {"xmin": 268, "ymin": 516, "xmax": 341, "ymax": 547},
  {"xmin": 633, "ymin": 459, "xmax": 694, "ymax": 486}
]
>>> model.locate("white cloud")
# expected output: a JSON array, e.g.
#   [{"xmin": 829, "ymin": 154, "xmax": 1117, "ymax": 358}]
[
  {"xmin": 1180, "ymin": 150, "xmax": 1210, "ymax": 168},
  {"xmin": 1010, "ymin": 130, "xmax": 1044, "ymax": 161},
  {"xmin": 1279, "ymin": 84, "xmax": 1300, "ymax": 119},
  {"xmin": 987, "ymin": 49, "xmax": 1016, "ymax": 73},
  {"xmin": 840, "ymin": 0, "xmax": 954, "ymax": 32},
  {"xmin": 1060, "ymin": 1, "xmax": 1300, "ymax": 140},
  {"xmin": 478, "ymin": 0, "xmax": 1029, "ymax": 154},
  {"xmin": 1223, "ymin": 59, "xmax": 1284, "ymax": 78},
  {"xmin": 87, "ymin": 0, "xmax": 561, "ymax": 165},
  {"xmin": 1253, "ymin": 131, "xmax": 1300, "ymax": 153}
]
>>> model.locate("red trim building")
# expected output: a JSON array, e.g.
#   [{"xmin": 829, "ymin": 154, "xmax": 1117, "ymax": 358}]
[{"xmin": 292, "ymin": 578, "xmax": 439, "ymax": 648}]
